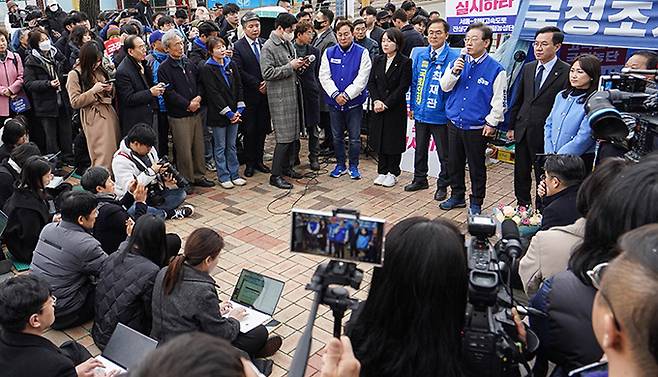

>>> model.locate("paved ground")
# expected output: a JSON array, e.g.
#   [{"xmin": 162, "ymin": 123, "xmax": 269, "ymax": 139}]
[{"xmin": 35, "ymin": 141, "xmax": 516, "ymax": 377}]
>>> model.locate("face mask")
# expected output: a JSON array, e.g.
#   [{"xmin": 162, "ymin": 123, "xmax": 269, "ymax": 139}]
[
  {"xmin": 49, "ymin": 4, "xmax": 58, "ymax": 11},
  {"xmin": 381, "ymin": 21, "xmax": 391, "ymax": 29},
  {"xmin": 283, "ymin": 31, "xmax": 294, "ymax": 42},
  {"xmin": 313, "ymin": 20, "xmax": 324, "ymax": 30},
  {"xmin": 39, "ymin": 40, "xmax": 51, "ymax": 52}
]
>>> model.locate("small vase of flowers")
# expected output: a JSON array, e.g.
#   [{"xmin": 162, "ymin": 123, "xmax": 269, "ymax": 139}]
[{"xmin": 493, "ymin": 204, "xmax": 542, "ymax": 238}]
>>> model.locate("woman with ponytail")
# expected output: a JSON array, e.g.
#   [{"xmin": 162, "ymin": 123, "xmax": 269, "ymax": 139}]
[{"xmin": 150, "ymin": 227, "xmax": 282, "ymax": 358}]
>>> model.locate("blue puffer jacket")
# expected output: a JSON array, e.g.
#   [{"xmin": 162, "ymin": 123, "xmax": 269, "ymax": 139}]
[
  {"xmin": 409, "ymin": 45, "xmax": 460, "ymax": 125},
  {"xmin": 544, "ymin": 91, "xmax": 596, "ymax": 155}
]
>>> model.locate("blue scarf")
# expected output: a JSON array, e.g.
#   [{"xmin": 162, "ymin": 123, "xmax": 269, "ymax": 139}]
[
  {"xmin": 205, "ymin": 57, "xmax": 232, "ymax": 86},
  {"xmin": 193, "ymin": 37, "xmax": 206, "ymax": 51}
]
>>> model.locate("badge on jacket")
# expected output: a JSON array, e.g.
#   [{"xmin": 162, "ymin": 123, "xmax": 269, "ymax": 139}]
[{"xmin": 330, "ymin": 58, "xmax": 341, "ymax": 64}]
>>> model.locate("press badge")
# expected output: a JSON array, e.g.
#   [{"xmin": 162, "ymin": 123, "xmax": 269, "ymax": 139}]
[{"xmin": 330, "ymin": 58, "xmax": 342, "ymax": 64}]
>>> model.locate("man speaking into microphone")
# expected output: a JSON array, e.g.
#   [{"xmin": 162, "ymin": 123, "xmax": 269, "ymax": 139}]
[{"xmin": 439, "ymin": 22, "xmax": 507, "ymax": 215}]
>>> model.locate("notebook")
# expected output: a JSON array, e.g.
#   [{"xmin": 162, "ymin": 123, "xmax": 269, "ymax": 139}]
[
  {"xmin": 95, "ymin": 323, "xmax": 158, "ymax": 373},
  {"xmin": 227, "ymin": 269, "xmax": 285, "ymax": 333}
]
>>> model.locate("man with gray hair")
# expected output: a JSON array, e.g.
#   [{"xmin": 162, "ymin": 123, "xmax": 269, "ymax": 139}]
[{"xmin": 156, "ymin": 30, "xmax": 215, "ymax": 192}]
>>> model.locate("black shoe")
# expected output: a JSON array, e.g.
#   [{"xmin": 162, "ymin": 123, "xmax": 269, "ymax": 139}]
[
  {"xmin": 309, "ymin": 159, "xmax": 321, "ymax": 171},
  {"xmin": 255, "ymin": 162, "xmax": 271, "ymax": 174},
  {"xmin": 294, "ymin": 157, "xmax": 301, "ymax": 166},
  {"xmin": 244, "ymin": 165, "xmax": 255, "ymax": 177},
  {"xmin": 318, "ymin": 147, "xmax": 334, "ymax": 157},
  {"xmin": 193, "ymin": 177, "xmax": 216, "ymax": 187},
  {"xmin": 270, "ymin": 175, "xmax": 293, "ymax": 189},
  {"xmin": 183, "ymin": 184, "xmax": 194, "ymax": 195},
  {"xmin": 251, "ymin": 359, "xmax": 274, "ymax": 376},
  {"xmin": 434, "ymin": 187, "xmax": 448, "ymax": 201},
  {"xmin": 284, "ymin": 169, "xmax": 303, "ymax": 179},
  {"xmin": 255, "ymin": 335, "xmax": 283, "ymax": 358},
  {"xmin": 404, "ymin": 180, "xmax": 429, "ymax": 192}
]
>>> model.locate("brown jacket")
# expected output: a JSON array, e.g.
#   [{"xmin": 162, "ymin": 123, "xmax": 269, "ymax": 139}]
[
  {"xmin": 66, "ymin": 66, "xmax": 120, "ymax": 169},
  {"xmin": 519, "ymin": 217, "xmax": 585, "ymax": 296}
]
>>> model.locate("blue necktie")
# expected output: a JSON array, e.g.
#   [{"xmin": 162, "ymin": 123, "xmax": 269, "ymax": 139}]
[
  {"xmin": 430, "ymin": 50, "xmax": 437, "ymax": 62},
  {"xmin": 534, "ymin": 65, "xmax": 545, "ymax": 96},
  {"xmin": 252, "ymin": 41, "xmax": 260, "ymax": 61}
]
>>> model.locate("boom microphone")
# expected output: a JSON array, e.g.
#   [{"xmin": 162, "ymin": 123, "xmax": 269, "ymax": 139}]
[{"xmin": 500, "ymin": 219, "xmax": 523, "ymax": 259}]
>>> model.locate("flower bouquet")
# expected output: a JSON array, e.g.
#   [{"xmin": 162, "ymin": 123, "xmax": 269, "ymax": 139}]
[{"xmin": 493, "ymin": 204, "xmax": 542, "ymax": 238}]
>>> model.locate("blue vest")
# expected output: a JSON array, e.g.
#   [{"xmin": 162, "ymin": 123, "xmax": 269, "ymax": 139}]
[
  {"xmin": 445, "ymin": 54, "xmax": 504, "ymax": 130},
  {"xmin": 324, "ymin": 43, "xmax": 368, "ymax": 110},
  {"xmin": 410, "ymin": 45, "xmax": 460, "ymax": 125}
]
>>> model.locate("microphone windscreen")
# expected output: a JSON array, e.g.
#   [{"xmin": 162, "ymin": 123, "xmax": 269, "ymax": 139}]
[{"xmin": 501, "ymin": 219, "xmax": 520, "ymax": 240}]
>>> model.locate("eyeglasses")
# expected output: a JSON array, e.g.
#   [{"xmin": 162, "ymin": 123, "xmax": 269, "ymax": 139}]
[
  {"xmin": 540, "ymin": 173, "xmax": 560, "ymax": 183},
  {"xmin": 463, "ymin": 37, "xmax": 481, "ymax": 43},
  {"xmin": 533, "ymin": 41, "xmax": 551, "ymax": 48},
  {"xmin": 587, "ymin": 262, "xmax": 622, "ymax": 330}
]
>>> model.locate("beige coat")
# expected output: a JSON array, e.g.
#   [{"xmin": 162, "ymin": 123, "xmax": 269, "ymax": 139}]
[
  {"xmin": 66, "ymin": 66, "xmax": 120, "ymax": 169},
  {"xmin": 519, "ymin": 217, "xmax": 586, "ymax": 296}
]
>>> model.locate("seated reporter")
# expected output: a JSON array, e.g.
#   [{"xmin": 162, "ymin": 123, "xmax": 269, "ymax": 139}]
[
  {"xmin": 537, "ymin": 154, "xmax": 586, "ymax": 231},
  {"xmin": 111, "ymin": 124, "xmax": 194, "ymax": 220},
  {"xmin": 30, "ymin": 191, "xmax": 108, "ymax": 330},
  {"xmin": 0, "ymin": 275, "xmax": 113, "ymax": 377},
  {"xmin": 0, "ymin": 142, "xmax": 40, "ymax": 208},
  {"xmin": 520, "ymin": 157, "xmax": 630, "ymax": 296},
  {"xmin": 0, "ymin": 117, "xmax": 28, "ymax": 163},
  {"xmin": 530, "ymin": 157, "xmax": 658, "ymax": 374},
  {"xmin": 151, "ymin": 227, "xmax": 282, "ymax": 358},
  {"xmin": 81, "ymin": 166, "xmax": 148, "ymax": 254},
  {"xmin": 93, "ymin": 215, "xmax": 181, "ymax": 350},
  {"xmin": 590, "ymin": 225, "xmax": 658, "ymax": 377}
]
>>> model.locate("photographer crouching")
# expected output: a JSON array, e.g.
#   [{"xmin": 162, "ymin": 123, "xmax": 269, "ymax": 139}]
[{"xmin": 111, "ymin": 123, "xmax": 194, "ymax": 220}]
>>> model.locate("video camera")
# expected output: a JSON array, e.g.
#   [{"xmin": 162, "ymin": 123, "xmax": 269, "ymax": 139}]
[
  {"xmin": 462, "ymin": 215, "xmax": 536, "ymax": 377},
  {"xmin": 586, "ymin": 69, "xmax": 658, "ymax": 162}
]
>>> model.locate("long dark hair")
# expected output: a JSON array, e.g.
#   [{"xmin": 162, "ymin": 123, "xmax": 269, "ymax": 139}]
[
  {"xmin": 563, "ymin": 53, "xmax": 601, "ymax": 102},
  {"xmin": 162, "ymin": 228, "xmax": 224, "ymax": 295},
  {"xmin": 125, "ymin": 215, "xmax": 168, "ymax": 268},
  {"xmin": 79, "ymin": 41, "xmax": 107, "ymax": 91},
  {"xmin": 348, "ymin": 217, "xmax": 468, "ymax": 377},
  {"xmin": 569, "ymin": 156, "xmax": 658, "ymax": 285},
  {"xmin": 18, "ymin": 156, "xmax": 50, "ymax": 200},
  {"xmin": 576, "ymin": 157, "xmax": 631, "ymax": 217}
]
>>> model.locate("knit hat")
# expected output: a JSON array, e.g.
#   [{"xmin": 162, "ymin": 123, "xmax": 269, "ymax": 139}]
[
  {"xmin": 149, "ymin": 30, "xmax": 164, "ymax": 45},
  {"xmin": 107, "ymin": 24, "xmax": 120, "ymax": 39}
]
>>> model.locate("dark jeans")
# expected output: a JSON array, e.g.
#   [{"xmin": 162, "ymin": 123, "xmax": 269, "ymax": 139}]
[
  {"xmin": 40, "ymin": 114, "xmax": 73, "ymax": 159},
  {"xmin": 378, "ymin": 153, "xmax": 401, "ymax": 176},
  {"xmin": 319, "ymin": 111, "xmax": 332, "ymax": 149},
  {"xmin": 330, "ymin": 107, "xmax": 362, "ymax": 168},
  {"xmin": 243, "ymin": 103, "xmax": 270, "ymax": 167},
  {"xmin": 514, "ymin": 137, "xmax": 544, "ymax": 207},
  {"xmin": 59, "ymin": 340, "xmax": 93, "ymax": 365},
  {"xmin": 157, "ymin": 111, "xmax": 170, "ymax": 158},
  {"xmin": 414, "ymin": 121, "xmax": 449, "ymax": 189},
  {"xmin": 233, "ymin": 324, "xmax": 269, "ymax": 356},
  {"xmin": 271, "ymin": 142, "xmax": 295, "ymax": 177},
  {"xmin": 447, "ymin": 122, "xmax": 488, "ymax": 205},
  {"xmin": 53, "ymin": 289, "xmax": 94, "ymax": 330},
  {"xmin": 127, "ymin": 187, "xmax": 187, "ymax": 219}
]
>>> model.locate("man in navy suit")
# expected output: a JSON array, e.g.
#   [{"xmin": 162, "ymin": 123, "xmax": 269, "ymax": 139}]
[{"xmin": 233, "ymin": 12, "xmax": 272, "ymax": 177}]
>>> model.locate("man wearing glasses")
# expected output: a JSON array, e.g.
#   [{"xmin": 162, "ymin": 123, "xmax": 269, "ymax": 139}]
[
  {"xmin": 405, "ymin": 19, "xmax": 460, "ymax": 202},
  {"xmin": 508, "ymin": 26, "xmax": 570, "ymax": 210},
  {"xmin": 439, "ymin": 22, "xmax": 507, "ymax": 215}
]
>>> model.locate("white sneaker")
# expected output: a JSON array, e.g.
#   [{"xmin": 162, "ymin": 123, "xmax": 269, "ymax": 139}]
[
  {"xmin": 373, "ymin": 174, "xmax": 386, "ymax": 185},
  {"xmin": 220, "ymin": 181, "xmax": 235, "ymax": 189},
  {"xmin": 171, "ymin": 204, "xmax": 195, "ymax": 220},
  {"xmin": 232, "ymin": 177, "xmax": 247, "ymax": 186},
  {"xmin": 381, "ymin": 173, "xmax": 397, "ymax": 187}
]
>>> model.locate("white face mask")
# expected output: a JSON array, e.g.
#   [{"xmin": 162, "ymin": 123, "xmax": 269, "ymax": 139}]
[
  {"xmin": 49, "ymin": 4, "xmax": 58, "ymax": 11},
  {"xmin": 39, "ymin": 40, "xmax": 51, "ymax": 52},
  {"xmin": 283, "ymin": 31, "xmax": 294, "ymax": 42}
]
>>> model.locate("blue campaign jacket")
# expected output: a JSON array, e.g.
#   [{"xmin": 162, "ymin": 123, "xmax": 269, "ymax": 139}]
[
  {"xmin": 410, "ymin": 45, "xmax": 460, "ymax": 125},
  {"xmin": 323, "ymin": 43, "xmax": 368, "ymax": 110},
  {"xmin": 445, "ymin": 55, "xmax": 505, "ymax": 130},
  {"xmin": 544, "ymin": 91, "xmax": 596, "ymax": 155}
]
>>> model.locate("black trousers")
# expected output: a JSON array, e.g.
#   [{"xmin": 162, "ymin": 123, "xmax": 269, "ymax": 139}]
[
  {"xmin": 233, "ymin": 324, "xmax": 268, "ymax": 356},
  {"xmin": 413, "ymin": 121, "xmax": 449, "ymax": 189},
  {"xmin": 378, "ymin": 153, "xmax": 401, "ymax": 176},
  {"xmin": 271, "ymin": 141, "xmax": 295, "ymax": 177},
  {"xmin": 41, "ymin": 114, "xmax": 73, "ymax": 159},
  {"xmin": 52, "ymin": 289, "xmax": 94, "ymax": 330},
  {"xmin": 447, "ymin": 122, "xmax": 487, "ymax": 205},
  {"xmin": 514, "ymin": 136, "xmax": 544, "ymax": 207},
  {"xmin": 157, "ymin": 111, "xmax": 170, "ymax": 158},
  {"xmin": 243, "ymin": 103, "xmax": 270, "ymax": 167},
  {"xmin": 319, "ymin": 111, "xmax": 332, "ymax": 149},
  {"xmin": 294, "ymin": 123, "xmax": 320, "ymax": 163}
]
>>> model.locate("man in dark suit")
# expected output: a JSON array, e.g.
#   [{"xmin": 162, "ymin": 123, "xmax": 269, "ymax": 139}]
[
  {"xmin": 539, "ymin": 154, "xmax": 585, "ymax": 231},
  {"xmin": 392, "ymin": 9, "xmax": 425, "ymax": 57},
  {"xmin": 508, "ymin": 26, "xmax": 569, "ymax": 208},
  {"xmin": 233, "ymin": 12, "xmax": 272, "ymax": 177}
]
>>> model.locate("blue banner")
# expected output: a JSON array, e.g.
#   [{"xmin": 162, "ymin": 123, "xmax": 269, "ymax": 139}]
[
  {"xmin": 517, "ymin": 0, "xmax": 658, "ymax": 50},
  {"xmin": 207, "ymin": 0, "xmax": 279, "ymax": 10}
]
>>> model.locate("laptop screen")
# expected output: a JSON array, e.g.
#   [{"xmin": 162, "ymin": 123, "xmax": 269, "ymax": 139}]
[
  {"xmin": 231, "ymin": 270, "xmax": 285, "ymax": 316},
  {"xmin": 103, "ymin": 323, "xmax": 158, "ymax": 370},
  {"xmin": 0, "ymin": 210, "xmax": 7, "ymax": 237}
]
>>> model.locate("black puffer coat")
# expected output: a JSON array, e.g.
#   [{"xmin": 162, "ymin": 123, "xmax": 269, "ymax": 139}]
[
  {"xmin": 92, "ymin": 242, "xmax": 159, "ymax": 350},
  {"xmin": 23, "ymin": 49, "xmax": 71, "ymax": 118}
]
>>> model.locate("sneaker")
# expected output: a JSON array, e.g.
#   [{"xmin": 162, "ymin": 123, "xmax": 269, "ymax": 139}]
[
  {"xmin": 220, "ymin": 181, "xmax": 235, "ymax": 189},
  {"xmin": 330, "ymin": 165, "xmax": 347, "ymax": 178},
  {"xmin": 171, "ymin": 204, "xmax": 195, "ymax": 219},
  {"xmin": 205, "ymin": 160, "xmax": 216, "ymax": 172},
  {"xmin": 469, "ymin": 203, "xmax": 482, "ymax": 215},
  {"xmin": 439, "ymin": 197, "xmax": 467, "ymax": 211},
  {"xmin": 232, "ymin": 177, "xmax": 247, "ymax": 186},
  {"xmin": 381, "ymin": 173, "xmax": 396, "ymax": 187},
  {"xmin": 373, "ymin": 174, "xmax": 386, "ymax": 185},
  {"xmin": 349, "ymin": 166, "xmax": 361, "ymax": 180}
]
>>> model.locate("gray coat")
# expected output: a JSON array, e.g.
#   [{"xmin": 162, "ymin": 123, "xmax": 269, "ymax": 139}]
[
  {"xmin": 30, "ymin": 221, "xmax": 108, "ymax": 317},
  {"xmin": 260, "ymin": 31, "xmax": 302, "ymax": 144},
  {"xmin": 312, "ymin": 29, "xmax": 337, "ymax": 113},
  {"xmin": 150, "ymin": 264, "xmax": 240, "ymax": 343}
]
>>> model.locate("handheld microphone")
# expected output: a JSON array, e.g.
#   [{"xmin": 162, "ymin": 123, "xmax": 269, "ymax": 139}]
[
  {"xmin": 306, "ymin": 54, "xmax": 316, "ymax": 63},
  {"xmin": 454, "ymin": 47, "xmax": 468, "ymax": 75},
  {"xmin": 500, "ymin": 219, "xmax": 523, "ymax": 259}
]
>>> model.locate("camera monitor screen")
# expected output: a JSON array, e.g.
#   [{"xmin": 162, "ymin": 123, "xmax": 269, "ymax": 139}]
[{"xmin": 291, "ymin": 209, "xmax": 385, "ymax": 266}]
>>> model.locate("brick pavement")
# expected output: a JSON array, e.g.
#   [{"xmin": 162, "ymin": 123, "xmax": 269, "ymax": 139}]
[{"xmin": 37, "ymin": 147, "xmax": 516, "ymax": 377}]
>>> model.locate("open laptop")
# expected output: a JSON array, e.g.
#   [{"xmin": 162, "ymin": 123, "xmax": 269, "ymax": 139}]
[
  {"xmin": 227, "ymin": 269, "xmax": 285, "ymax": 333},
  {"xmin": 95, "ymin": 323, "xmax": 158, "ymax": 373}
]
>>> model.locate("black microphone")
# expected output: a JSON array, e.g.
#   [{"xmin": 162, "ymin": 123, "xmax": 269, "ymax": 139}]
[
  {"xmin": 453, "ymin": 48, "xmax": 467, "ymax": 75},
  {"xmin": 501, "ymin": 219, "xmax": 523, "ymax": 259}
]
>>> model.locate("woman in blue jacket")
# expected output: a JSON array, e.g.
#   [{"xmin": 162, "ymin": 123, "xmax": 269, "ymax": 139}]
[{"xmin": 544, "ymin": 54, "xmax": 600, "ymax": 172}]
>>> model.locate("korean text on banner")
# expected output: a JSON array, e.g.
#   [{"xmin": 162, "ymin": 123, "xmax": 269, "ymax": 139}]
[{"xmin": 446, "ymin": 0, "xmax": 521, "ymax": 33}]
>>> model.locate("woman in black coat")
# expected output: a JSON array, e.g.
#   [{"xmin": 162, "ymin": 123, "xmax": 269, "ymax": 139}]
[
  {"xmin": 367, "ymin": 28, "xmax": 412, "ymax": 188},
  {"xmin": 198, "ymin": 36, "xmax": 245, "ymax": 188},
  {"xmin": 2, "ymin": 156, "xmax": 52, "ymax": 263},
  {"xmin": 23, "ymin": 29, "xmax": 73, "ymax": 163}
]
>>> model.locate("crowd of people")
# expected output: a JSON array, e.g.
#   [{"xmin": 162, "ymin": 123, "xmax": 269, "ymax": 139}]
[{"xmin": 0, "ymin": 0, "xmax": 657, "ymax": 377}]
